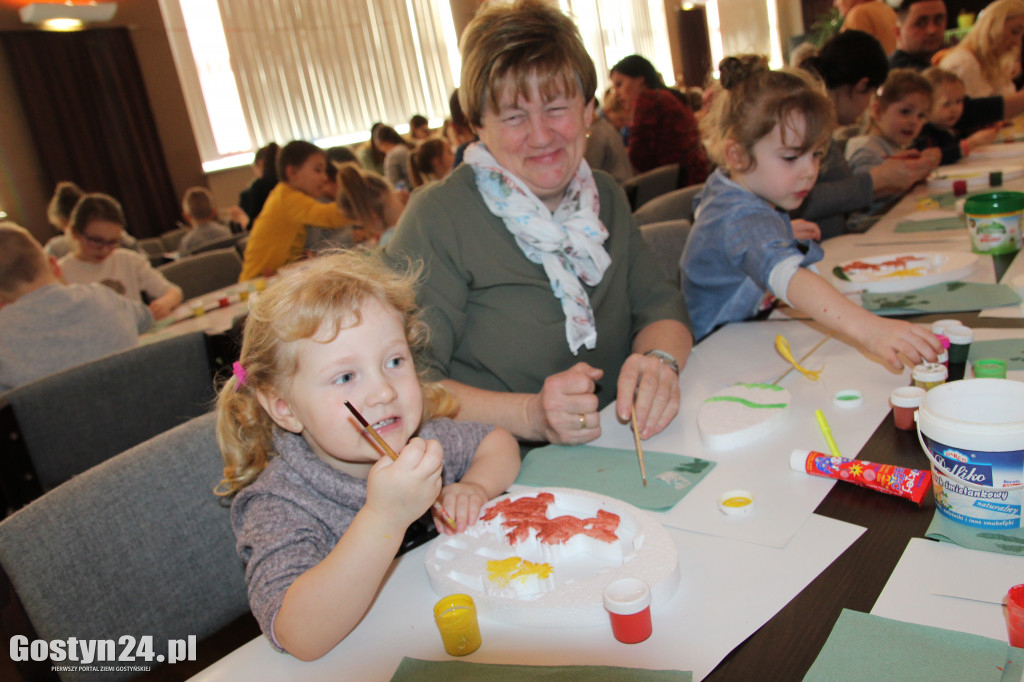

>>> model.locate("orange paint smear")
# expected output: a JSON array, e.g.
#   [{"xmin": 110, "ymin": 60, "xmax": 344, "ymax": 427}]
[
  {"xmin": 842, "ymin": 255, "xmax": 926, "ymax": 275},
  {"xmin": 481, "ymin": 492, "xmax": 620, "ymax": 546}
]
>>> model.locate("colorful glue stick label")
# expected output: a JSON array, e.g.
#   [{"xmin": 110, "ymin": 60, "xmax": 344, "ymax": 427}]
[{"xmin": 790, "ymin": 449, "xmax": 931, "ymax": 505}]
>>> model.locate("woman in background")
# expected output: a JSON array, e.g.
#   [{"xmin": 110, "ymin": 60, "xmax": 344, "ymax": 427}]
[
  {"xmin": 938, "ymin": 0, "xmax": 1024, "ymax": 97},
  {"xmin": 610, "ymin": 54, "xmax": 709, "ymax": 184}
]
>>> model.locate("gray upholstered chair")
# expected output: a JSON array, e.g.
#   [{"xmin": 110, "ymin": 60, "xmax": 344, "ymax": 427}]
[
  {"xmin": 638, "ymin": 219, "xmax": 691, "ymax": 286},
  {"xmin": 158, "ymin": 248, "xmax": 243, "ymax": 301},
  {"xmin": 621, "ymin": 163, "xmax": 680, "ymax": 211},
  {"xmin": 0, "ymin": 331, "xmax": 218, "ymax": 507},
  {"xmin": 136, "ymin": 237, "xmax": 166, "ymax": 266},
  {"xmin": 187, "ymin": 232, "xmax": 242, "ymax": 256},
  {"xmin": 0, "ymin": 412, "xmax": 254, "ymax": 682},
  {"xmin": 633, "ymin": 183, "xmax": 704, "ymax": 227},
  {"xmin": 159, "ymin": 227, "xmax": 188, "ymax": 252}
]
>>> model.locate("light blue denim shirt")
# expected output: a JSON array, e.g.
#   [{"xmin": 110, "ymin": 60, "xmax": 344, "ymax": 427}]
[{"xmin": 681, "ymin": 168, "xmax": 824, "ymax": 341}]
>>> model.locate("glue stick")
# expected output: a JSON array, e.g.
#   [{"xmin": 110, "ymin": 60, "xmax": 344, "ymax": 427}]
[{"xmin": 790, "ymin": 449, "xmax": 931, "ymax": 505}]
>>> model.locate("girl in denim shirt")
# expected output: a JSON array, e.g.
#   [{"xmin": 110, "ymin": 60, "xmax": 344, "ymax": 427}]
[{"xmin": 681, "ymin": 57, "xmax": 940, "ymax": 371}]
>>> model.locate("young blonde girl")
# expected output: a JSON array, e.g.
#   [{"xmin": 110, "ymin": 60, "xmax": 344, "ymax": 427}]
[
  {"xmin": 336, "ymin": 163, "xmax": 408, "ymax": 246},
  {"xmin": 846, "ymin": 69, "xmax": 940, "ymax": 224},
  {"xmin": 681, "ymin": 58, "xmax": 940, "ymax": 370},
  {"xmin": 216, "ymin": 251, "xmax": 519, "ymax": 660}
]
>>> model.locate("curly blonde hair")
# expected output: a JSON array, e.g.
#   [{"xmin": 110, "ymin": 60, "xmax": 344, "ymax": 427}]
[{"xmin": 215, "ymin": 250, "xmax": 456, "ymax": 495}]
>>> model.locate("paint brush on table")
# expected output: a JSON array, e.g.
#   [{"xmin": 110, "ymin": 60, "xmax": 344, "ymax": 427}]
[
  {"xmin": 344, "ymin": 400, "xmax": 457, "ymax": 529},
  {"xmin": 630, "ymin": 404, "xmax": 647, "ymax": 487}
]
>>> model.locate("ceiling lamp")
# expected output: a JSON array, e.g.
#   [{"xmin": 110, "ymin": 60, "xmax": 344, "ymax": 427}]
[{"xmin": 19, "ymin": 2, "xmax": 118, "ymax": 32}]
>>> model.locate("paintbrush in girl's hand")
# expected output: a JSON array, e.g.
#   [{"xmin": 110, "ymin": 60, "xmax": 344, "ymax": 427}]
[{"xmin": 344, "ymin": 400, "xmax": 457, "ymax": 529}]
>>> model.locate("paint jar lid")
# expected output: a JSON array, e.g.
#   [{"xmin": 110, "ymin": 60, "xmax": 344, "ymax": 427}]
[
  {"xmin": 891, "ymin": 386, "xmax": 927, "ymax": 408},
  {"xmin": 964, "ymin": 191, "xmax": 1024, "ymax": 215},
  {"xmin": 931, "ymin": 319, "xmax": 962, "ymax": 335},
  {"xmin": 717, "ymin": 490, "xmax": 755, "ymax": 515},
  {"xmin": 944, "ymin": 324, "xmax": 974, "ymax": 344},
  {"xmin": 913, "ymin": 362, "xmax": 948, "ymax": 383},
  {"xmin": 833, "ymin": 390, "xmax": 863, "ymax": 408},
  {"xmin": 603, "ymin": 578, "xmax": 651, "ymax": 614},
  {"xmin": 974, "ymin": 358, "xmax": 1008, "ymax": 378}
]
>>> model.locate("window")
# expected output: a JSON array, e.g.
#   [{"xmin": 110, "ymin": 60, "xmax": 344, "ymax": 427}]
[
  {"xmin": 562, "ymin": 0, "xmax": 674, "ymax": 96},
  {"xmin": 159, "ymin": 0, "xmax": 459, "ymax": 172}
]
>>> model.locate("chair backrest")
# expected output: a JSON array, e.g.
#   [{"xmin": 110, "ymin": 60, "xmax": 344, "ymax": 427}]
[
  {"xmin": 633, "ymin": 183, "xmax": 704, "ymax": 227},
  {"xmin": 621, "ymin": 163, "xmax": 681, "ymax": 211},
  {"xmin": 639, "ymin": 219, "xmax": 691, "ymax": 286},
  {"xmin": 0, "ymin": 412, "xmax": 250, "ymax": 682},
  {"xmin": 0, "ymin": 331, "xmax": 217, "ymax": 506},
  {"xmin": 136, "ymin": 237, "xmax": 166, "ymax": 267},
  {"xmin": 160, "ymin": 227, "xmax": 187, "ymax": 252},
  {"xmin": 158, "ymin": 248, "xmax": 243, "ymax": 301},
  {"xmin": 188, "ymin": 233, "xmax": 242, "ymax": 256}
]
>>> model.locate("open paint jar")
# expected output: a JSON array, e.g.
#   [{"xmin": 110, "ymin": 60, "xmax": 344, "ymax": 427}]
[{"xmin": 963, "ymin": 192, "xmax": 1024, "ymax": 255}]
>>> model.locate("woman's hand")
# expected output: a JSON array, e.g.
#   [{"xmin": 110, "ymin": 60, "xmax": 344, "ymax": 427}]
[
  {"xmin": 365, "ymin": 437, "xmax": 444, "ymax": 529},
  {"xmin": 435, "ymin": 481, "xmax": 489, "ymax": 534},
  {"xmin": 791, "ymin": 219, "xmax": 821, "ymax": 241},
  {"xmin": 616, "ymin": 352, "xmax": 680, "ymax": 440},
  {"xmin": 526, "ymin": 362, "xmax": 603, "ymax": 445}
]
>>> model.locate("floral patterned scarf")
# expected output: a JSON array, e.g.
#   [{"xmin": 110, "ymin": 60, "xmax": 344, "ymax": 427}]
[{"xmin": 465, "ymin": 142, "xmax": 610, "ymax": 354}]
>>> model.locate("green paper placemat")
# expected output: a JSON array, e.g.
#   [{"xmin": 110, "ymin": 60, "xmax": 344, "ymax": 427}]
[
  {"xmin": 923, "ymin": 190, "xmax": 959, "ymax": 208},
  {"xmin": 968, "ymin": 338, "xmax": 1024, "ymax": 371},
  {"xmin": 895, "ymin": 215, "xmax": 965, "ymax": 233},
  {"xmin": 391, "ymin": 658, "xmax": 692, "ymax": 681},
  {"xmin": 926, "ymin": 511, "xmax": 1024, "ymax": 556},
  {"xmin": 805, "ymin": 609, "xmax": 1023, "ymax": 681},
  {"xmin": 862, "ymin": 282, "xmax": 1021, "ymax": 315},
  {"xmin": 516, "ymin": 445, "xmax": 714, "ymax": 510}
]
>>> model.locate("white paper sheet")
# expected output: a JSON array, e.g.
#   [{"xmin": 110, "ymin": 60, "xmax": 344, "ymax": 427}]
[
  {"xmin": 591, "ymin": 320, "xmax": 907, "ymax": 548},
  {"xmin": 871, "ymin": 538, "xmax": 1018, "ymax": 642},
  {"xmin": 189, "ymin": 514, "xmax": 864, "ymax": 682}
]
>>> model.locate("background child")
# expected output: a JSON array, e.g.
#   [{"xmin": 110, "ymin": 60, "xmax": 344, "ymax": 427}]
[
  {"xmin": 58, "ymin": 193, "xmax": 183, "ymax": 320},
  {"xmin": 682, "ymin": 58, "xmax": 940, "ymax": 370},
  {"xmin": 216, "ymin": 251, "xmax": 519, "ymax": 660},
  {"xmin": 845, "ymin": 69, "xmax": 940, "ymax": 224},
  {"xmin": 239, "ymin": 140, "xmax": 351, "ymax": 281},
  {"xmin": 0, "ymin": 223, "xmax": 151, "ymax": 392},
  {"xmin": 178, "ymin": 186, "xmax": 236, "ymax": 257},
  {"xmin": 336, "ymin": 163, "xmax": 409, "ymax": 247},
  {"xmin": 914, "ymin": 67, "xmax": 1000, "ymax": 165},
  {"xmin": 409, "ymin": 138, "xmax": 455, "ymax": 188}
]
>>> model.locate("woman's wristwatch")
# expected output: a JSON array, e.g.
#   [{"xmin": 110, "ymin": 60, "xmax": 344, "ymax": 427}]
[{"xmin": 644, "ymin": 349, "xmax": 680, "ymax": 375}]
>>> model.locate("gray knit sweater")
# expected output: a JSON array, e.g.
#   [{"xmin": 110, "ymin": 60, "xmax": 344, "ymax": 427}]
[{"xmin": 230, "ymin": 417, "xmax": 493, "ymax": 648}]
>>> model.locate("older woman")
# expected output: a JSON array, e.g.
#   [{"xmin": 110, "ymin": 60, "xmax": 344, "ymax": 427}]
[
  {"xmin": 938, "ymin": 0, "xmax": 1024, "ymax": 98},
  {"xmin": 385, "ymin": 0, "xmax": 692, "ymax": 446},
  {"xmin": 610, "ymin": 54, "xmax": 709, "ymax": 184}
]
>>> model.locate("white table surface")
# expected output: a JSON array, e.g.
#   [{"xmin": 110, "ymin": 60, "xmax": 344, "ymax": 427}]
[{"xmin": 189, "ymin": 151, "xmax": 1024, "ymax": 680}]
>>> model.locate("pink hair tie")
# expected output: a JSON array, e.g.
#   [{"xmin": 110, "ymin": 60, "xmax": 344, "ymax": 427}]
[{"xmin": 232, "ymin": 361, "xmax": 247, "ymax": 390}]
